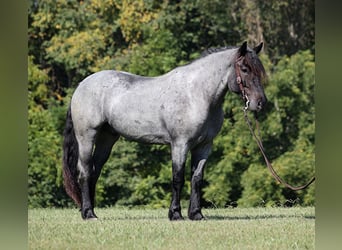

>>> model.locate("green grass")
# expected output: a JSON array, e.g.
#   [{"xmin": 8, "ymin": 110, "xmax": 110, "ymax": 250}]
[{"xmin": 28, "ymin": 207, "xmax": 314, "ymax": 249}]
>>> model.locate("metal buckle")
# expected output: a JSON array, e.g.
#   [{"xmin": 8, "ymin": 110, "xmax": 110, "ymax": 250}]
[
  {"xmin": 236, "ymin": 76, "xmax": 242, "ymax": 84},
  {"xmin": 244, "ymin": 93, "xmax": 250, "ymax": 111}
]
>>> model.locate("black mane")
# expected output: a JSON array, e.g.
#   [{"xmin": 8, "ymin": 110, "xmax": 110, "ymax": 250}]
[
  {"xmin": 200, "ymin": 46, "xmax": 266, "ymax": 79},
  {"xmin": 243, "ymin": 49, "xmax": 267, "ymax": 80}
]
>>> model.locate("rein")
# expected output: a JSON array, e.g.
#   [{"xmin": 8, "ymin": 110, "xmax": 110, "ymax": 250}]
[
  {"xmin": 243, "ymin": 109, "xmax": 315, "ymax": 190},
  {"xmin": 235, "ymin": 57, "xmax": 315, "ymax": 191}
]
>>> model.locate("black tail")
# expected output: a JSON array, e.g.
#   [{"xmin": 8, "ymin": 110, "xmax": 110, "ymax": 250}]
[{"xmin": 62, "ymin": 106, "xmax": 81, "ymax": 207}]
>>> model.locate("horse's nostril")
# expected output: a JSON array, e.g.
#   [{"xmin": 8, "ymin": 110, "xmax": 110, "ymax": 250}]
[
  {"xmin": 258, "ymin": 100, "xmax": 262, "ymax": 108},
  {"xmin": 257, "ymin": 97, "xmax": 267, "ymax": 110}
]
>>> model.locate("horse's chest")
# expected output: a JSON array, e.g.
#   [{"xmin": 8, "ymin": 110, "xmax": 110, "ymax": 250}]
[{"xmin": 191, "ymin": 108, "xmax": 224, "ymax": 143}]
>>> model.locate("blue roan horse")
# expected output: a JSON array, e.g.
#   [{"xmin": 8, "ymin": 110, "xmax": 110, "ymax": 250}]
[{"xmin": 63, "ymin": 42, "xmax": 267, "ymax": 220}]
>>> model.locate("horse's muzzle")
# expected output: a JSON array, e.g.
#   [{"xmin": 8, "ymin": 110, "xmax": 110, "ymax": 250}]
[{"xmin": 248, "ymin": 95, "xmax": 267, "ymax": 111}]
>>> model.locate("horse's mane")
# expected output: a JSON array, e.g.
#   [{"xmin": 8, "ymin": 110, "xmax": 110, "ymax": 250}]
[
  {"xmin": 184, "ymin": 46, "xmax": 237, "ymax": 67},
  {"xmin": 184, "ymin": 46, "xmax": 266, "ymax": 81},
  {"xmin": 200, "ymin": 46, "xmax": 238, "ymax": 57},
  {"xmin": 243, "ymin": 49, "xmax": 267, "ymax": 80},
  {"xmin": 201, "ymin": 46, "xmax": 266, "ymax": 80}
]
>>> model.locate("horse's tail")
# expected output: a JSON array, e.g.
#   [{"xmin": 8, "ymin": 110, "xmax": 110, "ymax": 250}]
[{"xmin": 62, "ymin": 106, "xmax": 81, "ymax": 207}]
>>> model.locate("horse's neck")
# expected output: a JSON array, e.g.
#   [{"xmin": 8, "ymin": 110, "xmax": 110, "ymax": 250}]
[{"xmin": 189, "ymin": 50, "xmax": 236, "ymax": 107}]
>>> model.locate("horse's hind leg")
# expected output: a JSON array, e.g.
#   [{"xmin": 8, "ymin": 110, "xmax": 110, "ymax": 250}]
[
  {"xmin": 77, "ymin": 125, "xmax": 119, "ymax": 220},
  {"xmin": 76, "ymin": 128, "xmax": 98, "ymax": 220},
  {"xmin": 90, "ymin": 125, "xmax": 120, "ymax": 209}
]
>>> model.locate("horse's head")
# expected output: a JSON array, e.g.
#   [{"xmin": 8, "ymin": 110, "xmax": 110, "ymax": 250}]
[{"xmin": 231, "ymin": 41, "xmax": 267, "ymax": 111}]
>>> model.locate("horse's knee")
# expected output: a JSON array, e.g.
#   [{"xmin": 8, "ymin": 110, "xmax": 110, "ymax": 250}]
[
  {"xmin": 192, "ymin": 172, "xmax": 203, "ymax": 184},
  {"xmin": 172, "ymin": 166, "xmax": 185, "ymax": 181}
]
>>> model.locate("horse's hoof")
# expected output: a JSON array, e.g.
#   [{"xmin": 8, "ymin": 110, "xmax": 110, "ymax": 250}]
[
  {"xmin": 189, "ymin": 212, "xmax": 205, "ymax": 221},
  {"xmin": 170, "ymin": 215, "xmax": 184, "ymax": 221},
  {"xmin": 86, "ymin": 217, "xmax": 98, "ymax": 221},
  {"xmin": 83, "ymin": 214, "xmax": 98, "ymax": 221},
  {"xmin": 169, "ymin": 211, "xmax": 184, "ymax": 221},
  {"xmin": 81, "ymin": 208, "xmax": 98, "ymax": 220}
]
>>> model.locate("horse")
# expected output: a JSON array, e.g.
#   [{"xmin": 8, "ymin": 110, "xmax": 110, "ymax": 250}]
[{"xmin": 62, "ymin": 41, "xmax": 267, "ymax": 221}]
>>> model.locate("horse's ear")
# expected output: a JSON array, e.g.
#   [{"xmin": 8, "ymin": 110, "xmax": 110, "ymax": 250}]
[
  {"xmin": 253, "ymin": 42, "xmax": 263, "ymax": 54},
  {"xmin": 238, "ymin": 41, "xmax": 248, "ymax": 57}
]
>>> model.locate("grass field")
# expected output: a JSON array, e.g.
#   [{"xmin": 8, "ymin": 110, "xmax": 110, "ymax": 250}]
[{"xmin": 28, "ymin": 207, "xmax": 314, "ymax": 249}]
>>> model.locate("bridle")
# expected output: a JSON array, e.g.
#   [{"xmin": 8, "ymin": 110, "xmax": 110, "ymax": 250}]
[
  {"xmin": 234, "ymin": 57, "xmax": 315, "ymax": 191},
  {"xmin": 234, "ymin": 56, "xmax": 250, "ymax": 110}
]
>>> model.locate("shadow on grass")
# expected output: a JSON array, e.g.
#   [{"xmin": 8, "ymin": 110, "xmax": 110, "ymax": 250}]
[
  {"xmin": 91, "ymin": 207, "xmax": 315, "ymax": 221},
  {"xmin": 206, "ymin": 214, "xmax": 315, "ymax": 221},
  {"xmin": 99, "ymin": 215, "xmax": 168, "ymax": 221},
  {"xmin": 97, "ymin": 213, "xmax": 315, "ymax": 222}
]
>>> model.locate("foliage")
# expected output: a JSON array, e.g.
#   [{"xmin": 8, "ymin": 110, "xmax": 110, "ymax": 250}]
[
  {"xmin": 257, "ymin": 0, "xmax": 315, "ymax": 59},
  {"xmin": 237, "ymin": 51, "xmax": 315, "ymax": 207},
  {"xmin": 28, "ymin": 0, "xmax": 315, "ymax": 208},
  {"xmin": 28, "ymin": 107, "xmax": 65, "ymax": 208},
  {"xmin": 28, "ymin": 56, "xmax": 70, "ymax": 208}
]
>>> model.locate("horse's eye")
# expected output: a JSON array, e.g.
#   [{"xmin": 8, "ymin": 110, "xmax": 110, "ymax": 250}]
[{"xmin": 241, "ymin": 66, "xmax": 248, "ymax": 73}]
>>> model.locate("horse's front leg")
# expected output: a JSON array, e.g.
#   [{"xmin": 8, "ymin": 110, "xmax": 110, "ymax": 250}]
[
  {"xmin": 188, "ymin": 142, "xmax": 212, "ymax": 220},
  {"xmin": 169, "ymin": 141, "xmax": 188, "ymax": 221}
]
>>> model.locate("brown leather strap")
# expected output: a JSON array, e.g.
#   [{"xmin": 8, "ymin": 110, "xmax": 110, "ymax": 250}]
[
  {"xmin": 235, "ymin": 56, "xmax": 246, "ymax": 98},
  {"xmin": 243, "ymin": 110, "xmax": 315, "ymax": 191}
]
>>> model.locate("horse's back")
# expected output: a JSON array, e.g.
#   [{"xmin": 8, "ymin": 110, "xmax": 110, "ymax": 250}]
[
  {"xmin": 72, "ymin": 69, "xmax": 149, "ymax": 108},
  {"xmin": 70, "ymin": 67, "xmax": 223, "ymax": 146},
  {"xmin": 70, "ymin": 70, "xmax": 173, "ymax": 143},
  {"xmin": 75, "ymin": 70, "xmax": 141, "ymax": 91}
]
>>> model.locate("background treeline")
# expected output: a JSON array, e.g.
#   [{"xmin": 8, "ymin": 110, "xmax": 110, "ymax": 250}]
[{"xmin": 28, "ymin": 0, "xmax": 315, "ymax": 208}]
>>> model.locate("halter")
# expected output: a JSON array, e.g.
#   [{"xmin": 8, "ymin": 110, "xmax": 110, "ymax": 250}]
[
  {"xmin": 235, "ymin": 56, "xmax": 315, "ymax": 191},
  {"xmin": 234, "ymin": 56, "xmax": 250, "ymax": 110}
]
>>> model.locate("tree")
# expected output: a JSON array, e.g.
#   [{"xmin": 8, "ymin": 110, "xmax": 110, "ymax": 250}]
[
  {"xmin": 28, "ymin": 56, "xmax": 70, "ymax": 207},
  {"xmin": 238, "ymin": 51, "xmax": 315, "ymax": 207},
  {"xmin": 257, "ymin": 0, "xmax": 315, "ymax": 59},
  {"xmin": 28, "ymin": 0, "xmax": 315, "ymax": 208}
]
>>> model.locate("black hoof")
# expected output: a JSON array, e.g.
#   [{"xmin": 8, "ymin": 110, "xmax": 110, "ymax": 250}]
[
  {"xmin": 189, "ymin": 212, "xmax": 205, "ymax": 221},
  {"xmin": 169, "ymin": 210, "xmax": 184, "ymax": 221},
  {"xmin": 81, "ymin": 208, "xmax": 98, "ymax": 220}
]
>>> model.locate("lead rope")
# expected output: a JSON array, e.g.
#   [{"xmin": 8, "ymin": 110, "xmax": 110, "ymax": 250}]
[{"xmin": 243, "ymin": 107, "xmax": 315, "ymax": 191}]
